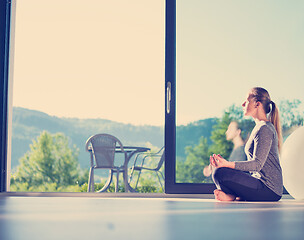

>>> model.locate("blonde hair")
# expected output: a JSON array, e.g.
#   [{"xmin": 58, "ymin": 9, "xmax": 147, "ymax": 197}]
[{"xmin": 250, "ymin": 87, "xmax": 283, "ymax": 153}]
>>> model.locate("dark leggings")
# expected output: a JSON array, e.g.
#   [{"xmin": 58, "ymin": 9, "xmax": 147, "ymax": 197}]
[{"xmin": 212, "ymin": 167, "xmax": 281, "ymax": 202}]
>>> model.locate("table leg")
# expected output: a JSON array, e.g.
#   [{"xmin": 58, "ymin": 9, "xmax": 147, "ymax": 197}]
[
  {"xmin": 124, "ymin": 152, "xmax": 140, "ymax": 193},
  {"xmin": 97, "ymin": 170, "xmax": 113, "ymax": 193}
]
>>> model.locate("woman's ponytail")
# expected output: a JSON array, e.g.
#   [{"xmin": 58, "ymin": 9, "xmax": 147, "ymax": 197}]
[
  {"xmin": 250, "ymin": 87, "xmax": 283, "ymax": 153},
  {"xmin": 269, "ymin": 101, "xmax": 283, "ymax": 153}
]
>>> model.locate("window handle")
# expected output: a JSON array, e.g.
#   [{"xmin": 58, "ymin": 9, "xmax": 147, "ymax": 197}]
[{"xmin": 166, "ymin": 82, "xmax": 171, "ymax": 114}]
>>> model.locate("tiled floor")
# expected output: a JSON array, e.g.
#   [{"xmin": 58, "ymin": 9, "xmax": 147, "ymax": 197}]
[{"xmin": 0, "ymin": 193, "xmax": 303, "ymax": 240}]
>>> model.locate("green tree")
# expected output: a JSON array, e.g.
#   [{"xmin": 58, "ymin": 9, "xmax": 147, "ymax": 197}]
[
  {"xmin": 208, "ymin": 112, "xmax": 233, "ymax": 159},
  {"xmin": 228, "ymin": 99, "xmax": 304, "ymax": 138},
  {"xmin": 179, "ymin": 104, "xmax": 255, "ymax": 183},
  {"xmin": 278, "ymin": 99, "xmax": 304, "ymax": 138},
  {"xmin": 176, "ymin": 137, "xmax": 210, "ymax": 183},
  {"xmin": 11, "ymin": 131, "xmax": 80, "ymax": 191}
]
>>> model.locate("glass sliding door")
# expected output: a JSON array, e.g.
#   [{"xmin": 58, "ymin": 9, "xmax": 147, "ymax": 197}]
[
  {"xmin": 165, "ymin": 0, "xmax": 304, "ymax": 193},
  {"xmin": 9, "ymin": 0, "xmax": 165, "ymax": 193}
]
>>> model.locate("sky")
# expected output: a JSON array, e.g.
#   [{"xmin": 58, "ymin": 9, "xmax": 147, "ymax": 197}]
[
  {"xmin": 176, "ymin": 0, "xmax": 304, "ymax": 124},
  {"xmin": 11, "ymin": 0, "xmax": 304, "ymax": 126},
  {"xmin": 12, "ymin": 0, "xmax": 165, "ymax": 126}
]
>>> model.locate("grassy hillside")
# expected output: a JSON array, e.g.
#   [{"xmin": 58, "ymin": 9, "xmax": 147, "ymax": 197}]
[{"xmin": 11, "ymin": 107, "xmax": 216, "ymax": 170}]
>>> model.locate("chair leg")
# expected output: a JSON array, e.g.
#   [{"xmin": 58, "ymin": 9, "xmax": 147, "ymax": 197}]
[
  {"xmin": 115, "ymin": 170, "xmax": 119, "ymax": 193},
  {"xmin": 88, "ymin": 167, "xmax": 94, "ymax": 192},
  {"xmin": 134, "ymin": 170, "xmax": 142, "ymax": 190},
  {"xmin": 123, "ymin": 168, "xmax": 130, "ymax": 192},
  {"xmin": 98, "ymin": 170, "xmax": 113, "ymax": 193},
  {"xmin": 156, "ymin": 171, "xmax": 164, "ymax": 192},
  {"xmin": 129, "ymin": 167, "xmax": 135, "ymax": 184},
  {"xmin": 159, "ymin": 171, "xmax": 165, "ymax": 181}
]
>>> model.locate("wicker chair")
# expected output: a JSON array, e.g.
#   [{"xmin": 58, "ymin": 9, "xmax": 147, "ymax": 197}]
[
  {"xmin": 129, "ymin": 147, "xmax": 165, "ymax": 191},
  {"xmin": 85, "ymin": 134, "xmax": 127, "ymax": 192}
]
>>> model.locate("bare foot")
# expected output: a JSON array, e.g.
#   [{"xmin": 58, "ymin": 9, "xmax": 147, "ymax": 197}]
[{"xmin": 214, "ymin": 189, "xmax": 236, "ymax": 201}]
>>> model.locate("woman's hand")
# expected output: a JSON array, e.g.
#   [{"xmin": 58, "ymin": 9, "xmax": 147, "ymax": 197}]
[{"xmin": 210, "ymin": 154, "xmax": 235, "ymax": 169}]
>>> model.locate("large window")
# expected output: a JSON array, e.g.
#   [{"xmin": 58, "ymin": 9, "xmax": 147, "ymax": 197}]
[
  {"xmin": 8, "ymin": 0, "xmax": 165, "ymax": 193},
  {"xmin": 165, "ymin": 0, "xmax": 304, "ymax": 193},
  {"xmin": 2, "ymin": 0, "xmax": 304, "ymax": 194}
]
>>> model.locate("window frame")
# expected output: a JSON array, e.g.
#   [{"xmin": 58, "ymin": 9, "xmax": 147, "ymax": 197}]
[
  {"xmin": 164, "ymin": 0, "xmax": 216, "ymax": 194},
  {"xmin": 0, "ymin": 0, "xmax": 13, "ymax": 192}
]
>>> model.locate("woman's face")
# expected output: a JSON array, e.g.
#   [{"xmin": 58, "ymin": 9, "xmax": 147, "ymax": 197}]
[{"xmin": 242, "ymin": 93, "xmax": 257, "ymax": 117}]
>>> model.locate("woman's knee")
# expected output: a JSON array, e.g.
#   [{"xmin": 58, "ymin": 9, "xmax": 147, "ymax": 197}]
[{"xmin": 212, "ymin": 167, "xmax": 231, "ymax": 182}]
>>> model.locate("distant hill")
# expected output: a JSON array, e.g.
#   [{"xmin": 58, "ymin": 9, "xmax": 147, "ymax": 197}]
[
  {"xmin": 176, "ymin": 118, "xmax": 217, "ymax": 158},
  {"xmin": 11, "ymin": 107, "xmax": 216, "ymax": 170}
]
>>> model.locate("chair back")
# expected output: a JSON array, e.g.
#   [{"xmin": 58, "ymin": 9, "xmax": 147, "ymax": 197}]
[{"xmin": 86, "ymin": 134, "xmax": 124, "ymax": 168}]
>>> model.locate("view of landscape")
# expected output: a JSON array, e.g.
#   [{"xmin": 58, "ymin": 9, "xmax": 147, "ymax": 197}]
[
  {"xmin": 10, "ymin": 105, "xmax": 219, "ymax": 192},
  {"xmin": 10, "ymin": 107, "xmax": 165, "ymax": 192},
  {"xmin": 10, "ymin": 98, "xmax": 304, "ymax": 192},
  {"xmin": 9, "ymin": 1, "xmax": 304, "ymax": 193}
]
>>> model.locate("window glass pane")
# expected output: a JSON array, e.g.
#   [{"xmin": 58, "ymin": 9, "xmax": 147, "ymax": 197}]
[
  {"xmin": 176, "ymin": 0, "xmax": 304, "ymax": 183},
  {"xmin": 10, "ymin": 0, "xmax": 164, "ymax": 192}
]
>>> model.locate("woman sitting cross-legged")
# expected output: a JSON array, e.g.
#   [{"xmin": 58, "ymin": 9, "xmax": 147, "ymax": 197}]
[{"xmin": 210, "ymin": 87, "xmax": 283, "ymax": 202}]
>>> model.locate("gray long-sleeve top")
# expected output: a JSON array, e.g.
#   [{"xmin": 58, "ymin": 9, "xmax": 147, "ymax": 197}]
[{"xmin": 234, "ymin": 121, "xmax": 283, "ymax": 196}]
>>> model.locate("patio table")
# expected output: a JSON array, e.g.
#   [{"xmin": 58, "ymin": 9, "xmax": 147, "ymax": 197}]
[
  {"xmin": 88, "ymin": 146, "xmax": 150, "ymax": 192},
  {"xmin": 115, "ymin": 146, "xmax": 150, "ymax": 192}
]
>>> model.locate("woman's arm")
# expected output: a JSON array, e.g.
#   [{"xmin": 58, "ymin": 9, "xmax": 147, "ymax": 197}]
[
  {"xmin": 235, "ymin": 125, "xmax": 273, "ymax": 172},
  {"xmin": 211, "ymin": 125, "xmax": 274, "ymax": 171}
]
